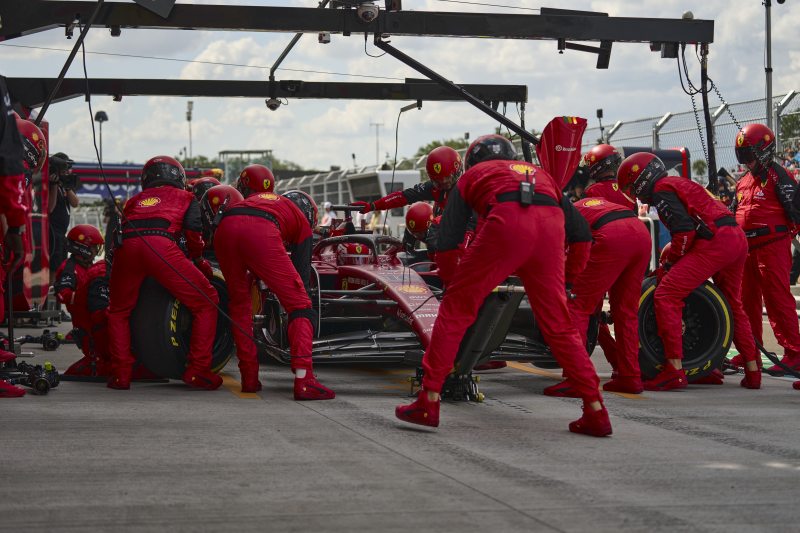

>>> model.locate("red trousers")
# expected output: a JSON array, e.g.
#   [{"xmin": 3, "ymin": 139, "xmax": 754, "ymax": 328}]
[
  {"xmin": 108, "ymin": 237, "xmax": 218, "ymax": 374},
  {"xmin": 654, "ymin": 226, "xmax": 757, "ymax": 362},
  {"xmin": 64, "ymin": 309, "xmax": 112, "ymax": 376},
  {"xmin": 742, "ymin": 237, "xmax": 800, "ymax": 359},
  {"xmin": 569, "ymin": 218, "xmax": 651, "ymax": 379},
  {"xmin": 422, "ymin": 203, "xmax": 601, "ymax": 401},
  {"xmin": 214, "ymin": 217, "xmax": 314, "ymax": 373}
]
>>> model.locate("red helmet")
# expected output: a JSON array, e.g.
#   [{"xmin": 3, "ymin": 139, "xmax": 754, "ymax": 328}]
[
  {"xmin": 142, "ymin": 155, "xmax": 186, "ymax": 189},
  {"xmin": 282, "ymin": 190, "xmax": 318, "ymax": 229},
  {"xmin": 336, "ymin": 242, "xmax": 373, "ymax": 266},
  {"xmin": 464, "ymin": 134, "xmax": 517, "ymax": 170},
  {"xmin": 582, "ymin": 144, "xmax": 622, "ymax": 181},
  {"xmin": 617, "ymin": 152, "xmax": 667, "ymax": 201},
  {"xmin": 15, "ymin": 114, "xmax": 47, "ymax": 171},
  {"xmin": 187, "ymin": 177, "xmax": 221, "ymax": 202},
  {"xmin": 735, "ymin": 123, "xmax": 775, "ymax": 170},
  {"xmin": 237, "ymin": 164, "xmax": 275, "ymax": 196},
  {"xmin": 66, "ymin": 224, "xmax": 104, "ymax": 263},
  {"xmin": 200, "ymin": 184, "xmax": 243, "ymax": 230},
  {"xmin": 405, "ymin": 202, "xmax": 433, "ymax": 240},
  {"xmin": 426, "ymin": 146, "xmax": 463, "ymax": 190}
]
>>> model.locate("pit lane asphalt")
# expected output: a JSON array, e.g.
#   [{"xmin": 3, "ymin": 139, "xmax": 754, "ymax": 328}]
[{"xmin": 2, "ymin": 320, "xmax": 799, "ymax": 533}]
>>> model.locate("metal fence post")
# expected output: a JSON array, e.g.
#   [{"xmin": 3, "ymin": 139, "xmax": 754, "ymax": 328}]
[
  {"xmin": 606, "ymin": 121, "xmax": 623, "ymax": 143},
  {"xmin": 775, "ymin": 90, "xmax": 798, "ymax": 152},
  {"xmin": 652, "ymin": 112, "xmax": 673, "ymax": 150}
]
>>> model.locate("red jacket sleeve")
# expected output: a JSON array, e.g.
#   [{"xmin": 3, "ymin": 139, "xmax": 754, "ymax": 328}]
[
  {"xmin": 564, "ymin": 241, "xmax": 591, "ymax": 285},
  {"xmin": 434, "ymin": 249, "xmax": 460, "ymax": 287},
  {"xmin": 0, "ymin": 173, "xmax": 27, "ymax": 228},
  {"xmin": 372, "ymin": 191, "xmax": 408, "ymax": 211},
  {"xmin": 665, "ymin": 230, "xmax": 695, "ymax": 264}
]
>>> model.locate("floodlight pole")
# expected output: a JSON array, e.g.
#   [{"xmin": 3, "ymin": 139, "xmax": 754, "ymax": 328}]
[{"xmin": 764, "ymin": 0, "xmax": 773, "ymax": 131}]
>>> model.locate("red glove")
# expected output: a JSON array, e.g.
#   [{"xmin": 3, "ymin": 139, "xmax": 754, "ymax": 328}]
[
  {"xmin": 350, "ymin": 201, "xmax": 373, "ymax": 214},
  {"xmin": 652, "ymin": 263, "xmax": 671, "ymax": 283},
  {"xmin": 195, "ymin": 258, "xmax": 214, "ymax": 280}
]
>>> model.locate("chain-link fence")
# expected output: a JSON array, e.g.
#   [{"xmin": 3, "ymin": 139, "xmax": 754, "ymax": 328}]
[{"xmin": 581, "ymin": 90, "xmax": 799, "ymax": 179}]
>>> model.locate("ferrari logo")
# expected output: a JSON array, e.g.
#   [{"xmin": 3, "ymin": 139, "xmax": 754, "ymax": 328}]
[
  {"xmin": 138, "ymin": 197, "xmax": 161, "ymax": 208},
  {"xmin": 355, "ymin": 244, "xmax": 363, "ymax": 254},
  {"xmin": 408, "ymin": 220, "xmax": 416, "ymax": 230},
  {"xmin": 433, "ymin": 163, "xmax": 442, "ymax": 175},
  {"xmin": 263, "ymin": 179, "xmax": 271, "ymax": 190},
  {"xmin": 612, "ymin": 183, "xmax": 619, "ymax": 191},
  {"xmin": 258, "ymin": 193, "xmax": 279, "ymax": 200},
  {"xmin": 737, "ymin": 133, "xmax": 745, "ymax": 147}
]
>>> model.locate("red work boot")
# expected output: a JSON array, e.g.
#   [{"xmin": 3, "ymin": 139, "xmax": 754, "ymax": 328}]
[
  {"xmin": 182, "ymin": 368, "xmax": 223, "ymax": 391},
  {"xmin": 0, "ymin": 380, "xmax": 25, "ymax": 398},
  {"xmin": 473, "ymin": 361, "xmax": 507, "ymax": 371},
  {"xmin": 543, "ymin": 379, "xmax": 581, "ymax": 398},
  {"xmin": 240, "ymin": 369, "xmax": 262, "ymax": 393},
  {"xmin": 740, "ymin": 369, "xmax": 762, "ymax": 390},
  {"xmin": 643, "ymin": 365, "xmax": 687, "ymax": 391},
  {"xmin": 569, "ymin": 404, "xmax": 612, "ymax": 437},
  {"xmin": 691, "ymin": 368, "xmax": 725, "ymax": 385},
  {"xmin": 727, "ymin": 354, "xmax": 745, "ymax": 368},
  {"xmin": 294, "ymin": 374, "xmax": 335, "ymax": 401},
  {"xmin": 766, "ymin": 356, "xmax": 800, "ymax": 376},
  {"xmin": 107, "ymin": 367, "xmax": 132, "ymax": 390},
  {"xmin": 603, "ymin": 376, "xmax": 643, "ymax": 394},
  {"xmin": 395, "ymin": 390, "xmax": 440, "ymax": 428}
]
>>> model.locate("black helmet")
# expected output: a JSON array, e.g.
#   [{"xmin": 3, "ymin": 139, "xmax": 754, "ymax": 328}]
[
  {"xmin": 282, "ymin": 190, "xmax": 318, "ymax": 229},
  {"xmin": 141, "ymin": 155, "xmax": 186, "ymax": 189},
  {"xmin": 464, "ymin": 134, "xmax": 517, "ymax": 170}
]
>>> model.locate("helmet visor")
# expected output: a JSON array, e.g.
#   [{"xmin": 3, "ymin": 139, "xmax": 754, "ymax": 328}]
[{"xmin": 735, "ymin": 146, "xmax": 756, "ymax": 165}]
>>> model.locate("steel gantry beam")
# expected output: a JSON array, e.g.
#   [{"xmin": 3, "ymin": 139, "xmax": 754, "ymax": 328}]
[
  {"xmin": 4, "ymin": 77, "xmax": 528, "ymax": 109},
  {"xmin": 1, "ymin": 1, "xmax": 714, "ymax": 44}
]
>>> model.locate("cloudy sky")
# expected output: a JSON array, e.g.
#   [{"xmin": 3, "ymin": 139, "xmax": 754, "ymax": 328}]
[{"xmin": 3, "ymin": 0, "xmax": 799, "ymax": 172}]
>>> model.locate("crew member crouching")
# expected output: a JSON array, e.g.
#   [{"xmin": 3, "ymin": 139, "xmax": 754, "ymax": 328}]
[
  {"xmin": 107, "ymin": 156, "xmax": 221, "ymax": 390},
  {"xmin": 205, "ymin": 177, "xmax": 334, "ymax": 400}
]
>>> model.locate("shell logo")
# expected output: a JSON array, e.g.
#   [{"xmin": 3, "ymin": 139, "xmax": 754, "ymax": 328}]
[
  {"xmin": 78, "ymin": 234, "xmax": 85, "ymax": 241},
  {"xmin": 631, "ymin": 164, "xmax": 640, "ymax": 173},
  {"xmin": 258, "ymin": 193, "xmax": 279, "ymax": 200},
  {"xmin": 433, "ymin": 163, "xmax": 442, "ymax": 175},
  {"xmin": 509, "ymin": 163, "xmax": 532, "ymax": 175},
  {"xmin": 398, "ymin": 284, "xmax": 427, "ymax": 294},
  {"xmin": 212, "ymin": 196, "xmax": 221, "ymax": 205},
  {"xmin": 138, "ymin": 197, "xmax": 161, "ymax": 208},
  {"xmin": 764, "ymin": 134, "xmax": 772, "ymax": 142},
  {"xmin": 408, "ymin": 220, "xmax": 416, "ymax": 230},
  {"xmin": 584, "ymin": 199, "xmax": 602, "ymax": 207}
]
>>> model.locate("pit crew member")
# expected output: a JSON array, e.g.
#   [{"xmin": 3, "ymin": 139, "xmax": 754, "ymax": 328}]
[
  {"xmin": 207, "ymin": 184, "xmax": 335, "ymax": 400},
  {"xmin": 54, "ymin": 225, "xmax": 113, "ymax": 377},
  {"xmin": 396, "ymin": 135, "xmax": 611, "ymax": 437},
  {"xmin": 582, "ymin": 144, "xmax": 636, "ymax": 211},
  {"xmin": 617, "ymin": 152, "xmax": 761, "ymax": 390},
  {"xmin": 730, "ymin": 124, "xmax": 800, "ymax": 375},
  {"xmin": 107, "ymin": 156, "xmax": 221, "ymax": 390}
]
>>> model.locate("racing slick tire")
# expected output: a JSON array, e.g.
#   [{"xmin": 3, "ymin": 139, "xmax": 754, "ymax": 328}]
[
  {"xmin": 637, "ymin": 277, "xmax": 732, "ymax": 381},
  {"xmin": 131, "ymin": 275, "xmax": 235, "ymax": 379}
]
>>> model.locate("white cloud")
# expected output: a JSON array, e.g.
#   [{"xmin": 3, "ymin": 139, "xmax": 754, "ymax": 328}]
[{"xmin": 3, "ymin": 0, "xmax": 798, "ymax": 170}]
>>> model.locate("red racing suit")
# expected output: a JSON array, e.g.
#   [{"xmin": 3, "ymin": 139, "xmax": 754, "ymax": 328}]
[
  {"xmin": 568, "ymin": 198, "xmax": 651, "ymax": 379},
  {"xmin": 647, "ymin": 176, "xmax": 757, "ymax": 364},
  {"xmin": 373, "ymin": 181, "xmax": 450, "ymax": 215},
  {"xmin": 583, "ymin": 179, "xmax": 636, "ymax": 212},
  {"xmin": 424, "ymin": 159, "xmax": 602, "ymax": 401},
  {"xmin": 733, "ymin": 163, "xmax": 800, "ymax": 360},
  {"xmin": 55, "ymin": 258, "xmax": 111, "ymax": 376},
  {"xmin": 107, "ymin": 185, "xmax": 218, "ymax": 377},
  {"xmin": 213, "ymin": 192, "xmax": 316, "ymax": 375}
]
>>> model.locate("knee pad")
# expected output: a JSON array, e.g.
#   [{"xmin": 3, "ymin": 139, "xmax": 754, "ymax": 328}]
[{"xmin": 289, "ymin": 308, "xmax": 319, "ymax": 336}]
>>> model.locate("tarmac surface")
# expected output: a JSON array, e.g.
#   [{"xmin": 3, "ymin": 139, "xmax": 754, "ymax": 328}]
[{"xmin": 2, "ymin": 318, "xmax": 799, "ymax": 533}]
